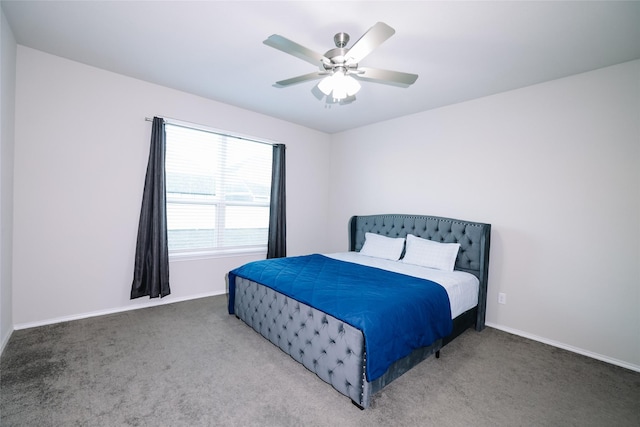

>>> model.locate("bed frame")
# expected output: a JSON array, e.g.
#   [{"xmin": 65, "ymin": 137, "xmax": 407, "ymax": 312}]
[{"xmin": 232, "ymin": 214, "xmax": 491, "ymax": 408}]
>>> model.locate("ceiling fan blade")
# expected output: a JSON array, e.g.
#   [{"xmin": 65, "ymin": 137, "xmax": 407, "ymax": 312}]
[
  {"xmin": 356, "ymin": 67, "xmax": 419, "ymax": 87},
  {"xmin": 275, "ymin": 72, "xmax": 325, "ymax": 87},
  {"xmin": 264, "ymin": 34, "xmax": 328, "ymax": 68},
  {"xmin": 345, "ymin": 22, "xmax": 395, "ymax": 64}
]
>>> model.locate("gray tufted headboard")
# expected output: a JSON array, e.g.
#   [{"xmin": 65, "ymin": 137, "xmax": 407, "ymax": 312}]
[{"xmin": 349, "ymin": 214, "xmax": 491, "ymax": 329}]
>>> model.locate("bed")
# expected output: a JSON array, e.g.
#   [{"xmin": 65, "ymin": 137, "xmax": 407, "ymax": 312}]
[{"xmin": 227, "ymin": 214, "xmax": 491, "ymax": 408}]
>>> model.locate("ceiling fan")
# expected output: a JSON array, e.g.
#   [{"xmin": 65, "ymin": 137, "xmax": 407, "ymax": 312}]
[{"xmin": 263, "ymin": 22, "xmax": 418, "ymax": 104}]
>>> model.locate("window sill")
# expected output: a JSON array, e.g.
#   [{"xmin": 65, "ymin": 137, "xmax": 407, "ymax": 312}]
[{"xmin": 169, "ymin": 247, "xmax": 267, "ymax": 262}]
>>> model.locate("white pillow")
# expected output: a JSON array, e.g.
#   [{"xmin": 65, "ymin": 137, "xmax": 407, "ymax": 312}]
[
  {"xmin": 401, "ymin": 234, "xmax": 461, "ymax": 271},
  {"xmin": 359, "ymin": 232, "xmax": 405, "ymax": 261}
]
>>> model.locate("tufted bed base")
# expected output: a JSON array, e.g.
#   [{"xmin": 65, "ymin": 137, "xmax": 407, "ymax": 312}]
[
  {"xmin": 230, "ymin": 214, "xmax": 491, "ymax": 408},
  {"xmin": 234, "ymin": 276, "xmax": 368, "ymax": 405},
  {"xmin": 234, "ymin": 275, "xmax": 476, "ymax": 408}
]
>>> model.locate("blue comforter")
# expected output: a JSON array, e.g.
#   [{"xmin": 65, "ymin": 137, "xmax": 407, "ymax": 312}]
[{"xmin": 228, "ymin": 254, "xmax": 452, "ymax": 381}]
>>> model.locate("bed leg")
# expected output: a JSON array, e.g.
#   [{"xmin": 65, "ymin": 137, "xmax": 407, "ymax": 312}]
[
  {"xmin": 351, "ymin": 400, "xmax": 365, "ymax": 410},
  {"xmin": 435, "ymin": 350, "xmax": 440, "ymax": 359}
]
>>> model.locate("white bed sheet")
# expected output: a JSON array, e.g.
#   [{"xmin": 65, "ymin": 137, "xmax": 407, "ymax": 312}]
[{"xmin": 325, "ymin": 252, "xmax": 479, "ymax": 319}]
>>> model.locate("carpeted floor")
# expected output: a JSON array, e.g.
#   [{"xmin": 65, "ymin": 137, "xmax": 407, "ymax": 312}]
[{"xmin": 1, "ymin": 295, "xmax": 639, "ymax": 426}]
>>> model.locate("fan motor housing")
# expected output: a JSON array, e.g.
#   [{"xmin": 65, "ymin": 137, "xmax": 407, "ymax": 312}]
[{"xmin": 323, "ymin": 47, "xmax": 349, "ymax": 70}]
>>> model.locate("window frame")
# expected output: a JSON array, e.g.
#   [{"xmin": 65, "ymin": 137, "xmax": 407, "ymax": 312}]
[{"xmin": 163, "ymin": 119, "xmax": 277, "ymax": 261}]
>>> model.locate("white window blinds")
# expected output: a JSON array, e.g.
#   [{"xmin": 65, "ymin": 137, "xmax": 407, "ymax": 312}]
[{"xmin": 164, "ymin": 123, "xmax": 273, "ymax": 254}]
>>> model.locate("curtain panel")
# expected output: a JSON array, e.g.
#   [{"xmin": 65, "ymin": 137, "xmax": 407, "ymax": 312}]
[
  {"xmin": 267, "ymin": 144, "xmax": 286, "ymax": 259},
  {"xmin": 131, "ymin": 117, "xmax": 171, "ymax": 299}
]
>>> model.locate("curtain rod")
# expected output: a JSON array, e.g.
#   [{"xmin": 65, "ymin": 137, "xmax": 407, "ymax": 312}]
[{"xmin": 145, "ymin": 116, "xmax": 281, "ymax": 147}]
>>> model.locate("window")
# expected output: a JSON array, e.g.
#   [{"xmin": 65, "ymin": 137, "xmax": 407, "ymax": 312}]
[{"xmin": 165, "ymin": 123, "xmax": 273, "ymax": 256}]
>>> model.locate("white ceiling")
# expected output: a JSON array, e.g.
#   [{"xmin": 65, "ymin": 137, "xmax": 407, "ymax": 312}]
[{"xmin": 3, "ymin": 1, "xmax": 640, "ymax": 134}]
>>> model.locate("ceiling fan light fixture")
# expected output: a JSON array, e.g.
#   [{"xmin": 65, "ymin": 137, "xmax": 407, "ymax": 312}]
[
  {"xmin": 317, "ymin": 74, "xmax": 334, "ymax": 96},
  {"xmin": 332, "ymin": 84, "xmax": 348, "ymax": 101},
  {"xmin": 318, "ymin": 70, "xmax": 361, "ymax": 101},
  {"xmin": 342, "ymin": 74, "xmax": 361, "ymax": 97}
]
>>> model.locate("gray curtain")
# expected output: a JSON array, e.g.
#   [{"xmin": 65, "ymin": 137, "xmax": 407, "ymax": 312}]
[
  {"xmin": 267, "ymin": 144, "xmax": 286, "ymax": 259},
  {"xmin": 131, "ymin": 117, "xmax": 171, "ymax": 299}
]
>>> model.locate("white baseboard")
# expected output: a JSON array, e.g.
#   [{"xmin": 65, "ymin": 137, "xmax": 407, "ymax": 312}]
[
  {"xmin": 13, "ymin": 290, "xmax": 226, "ymax": 331},
  {"xmin": 10, "ymin": 301, "xmax": 639, "ymax": 375},
  {"xmin": 485, "ymin": 322, "xmax": 640, "ymax": 373}
]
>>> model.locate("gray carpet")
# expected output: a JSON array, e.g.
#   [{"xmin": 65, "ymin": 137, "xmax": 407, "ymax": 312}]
[{"xmin": 1, "ymin": 295, "xmax": 639, "ymax": 426}]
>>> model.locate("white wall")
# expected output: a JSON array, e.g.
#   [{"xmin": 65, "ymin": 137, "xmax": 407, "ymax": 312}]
[
  {"xmin": 9, "ymin": 44, "xmax": 640, "ymax": 372},
  {"xmin": 0, "ymin": 7, "xmax": 16, "ymax": 353},
  {"xmin": 12, "ymin": 46, "xmax": 331, "ymax": 327},
  {"xmin": 328, "ymin": 60, "xmax": 640, "ymax": 370}
]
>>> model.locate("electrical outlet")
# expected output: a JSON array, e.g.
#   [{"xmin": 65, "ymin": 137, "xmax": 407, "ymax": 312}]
[{"xmin": 498, "ymin": 292, "xmax": 507, "ymax": 305}]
